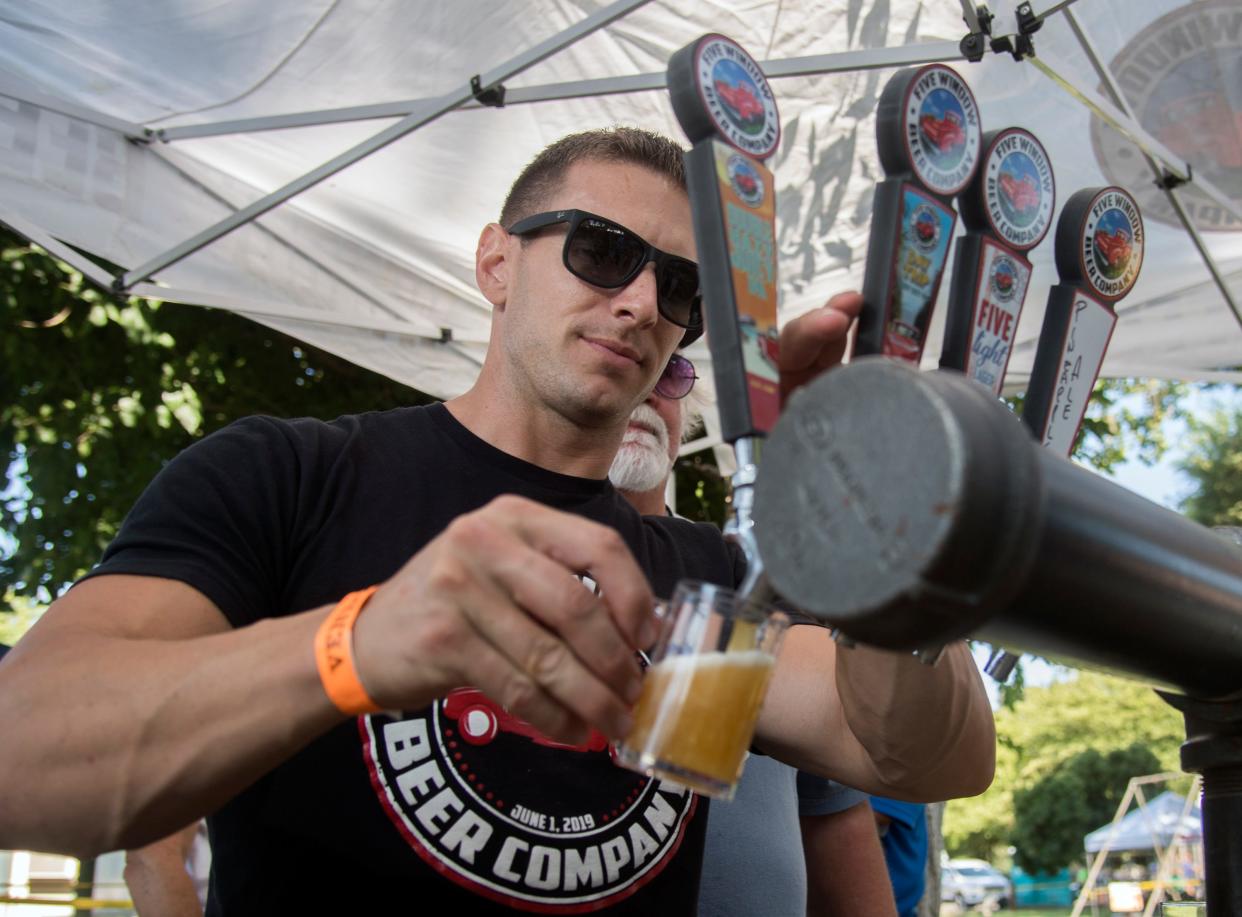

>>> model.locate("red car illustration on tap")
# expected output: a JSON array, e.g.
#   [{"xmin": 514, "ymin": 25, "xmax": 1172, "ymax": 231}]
[
  {"xmin": 1094, "ymin": 228, "xmax": 1133, "ymax": 270},
  {"xmin": 734, "ymin": 169, "xmax": 759, "ymax": 197},
  {"xmin": 715, "ymin": 79, "xmax": 765, "ymax": 123},
  {"xmin": 442, "ymin": 687, "xmax": 611, "ymax": 752},
  {"xmin": 919, "ymin": 110, "xmax": 965, "ymax": 152},
  {"xmin": 999, "ymin": 173, "xmax": 1040, "ymax": 212}
]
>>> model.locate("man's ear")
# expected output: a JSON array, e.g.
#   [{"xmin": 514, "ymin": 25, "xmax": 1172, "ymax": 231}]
[{"xmin": 475, "ymin": 222, "xmax": 510, "ymax": 308}]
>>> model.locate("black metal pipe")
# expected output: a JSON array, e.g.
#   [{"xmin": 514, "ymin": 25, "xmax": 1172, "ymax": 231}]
[{"xmin": 753, "ymin": 359, "xmax": 1242, "ymax": 699}]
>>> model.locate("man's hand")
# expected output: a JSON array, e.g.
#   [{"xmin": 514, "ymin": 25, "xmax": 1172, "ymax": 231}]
[
  {"xmin": 778, "ymin": 291, "xmax": 864, "ymax": 404},
  {"xmin": 352, "ymin": 495, "xmax": 657, "ymax": 746}
]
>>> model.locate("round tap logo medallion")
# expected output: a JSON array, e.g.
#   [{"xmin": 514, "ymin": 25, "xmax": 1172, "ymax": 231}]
[
  {"xmin": 696, "ymin": 36, "xmax": 780, "ymax": 159},
  {"xmin": 1090, "ymin": 0, "xmax": 1242, "ymax": 232},
  {"xmin": 990, "ymin": 253, "xmax": 1020, "ymax": 302},
  {"xmin": 1081, "ymin": 188, "xmax": 1144, "ymax": 302},
  {"xmin": 904, "ymin": 65, "xmax": 981, "ymax": 196},
  {"xmin": 908, "ymin": 202, "xmax": 942, "ymax": 252},
  {"xmin": 727, "ymin": 153, "xmax": 765, "ymax": 207},
  {"xmin": 983, "ymin": 129, "xmax": 1055, "ymax": 250}
]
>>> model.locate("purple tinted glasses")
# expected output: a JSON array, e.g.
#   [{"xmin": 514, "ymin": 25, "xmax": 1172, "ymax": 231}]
[{"xmin": 653, "ymin": 353, "xmax": 697, "ymax": 400}]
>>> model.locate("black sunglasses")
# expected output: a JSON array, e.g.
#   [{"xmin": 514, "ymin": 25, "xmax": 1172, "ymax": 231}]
[
  {"xmin": 507, "ymin": 209, "xmax": 704, "ymax": 347},
  {"xmin": 653, "ymin": 353, "xmax": 697, "ymax": 400}
]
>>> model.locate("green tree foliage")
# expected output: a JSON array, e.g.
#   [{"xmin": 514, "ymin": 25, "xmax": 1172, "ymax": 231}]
[
  {"xmin": 944, "ymin": 671, "xmax": 1186, "ymax": 864},
  {"xmin": 1009, "ymin": 744, "xmax": 1162, "ymax": 874},
  {"xmin": 1, "ymin": 230, "xmax": 429, "ymax": 600},
  {"xmin": 1178, "ymin": 405, "xmax": 1242, "ymax": 526}
]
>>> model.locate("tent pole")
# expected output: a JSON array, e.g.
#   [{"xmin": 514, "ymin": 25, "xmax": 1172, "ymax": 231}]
[
  {"xmin": 0, "ymin": 77, "xmax": 148, "ymax": 140},
  {"xmin": 126, "ymin": 282, "xmax": 488, "ymax": 344},
  {"xmin": 1071, "ymin": 780, "xmax": 1139, "ymax": 917},
  {"xmin": 154, "ymin": 42, "xmax": 966, "ymax": 142},
  {"xmin": 144, "ymin": 145, "xmax": 421, "ymax": 325},
  {"xmin": 1063, "ymin": 8, "xmax": 1242, "ymax": 336},
  {"xmin": 1025, "ymin": 55, "xmax": 1242, "ymax": 227},
  {"xmin": 115, "ymin": 0, "xmax": 655, "ymax": 291},
  {"xmin": 0, "ymin": 211, "xmax": 120, "ymax": 290}
]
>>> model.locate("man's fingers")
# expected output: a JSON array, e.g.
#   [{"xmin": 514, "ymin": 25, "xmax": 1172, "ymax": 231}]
[
  {"xmin": 454, "ymin": 636, "xmax": 597, "ymax": 746},
  {"xmin": 780, "ymin": 291, "xmax": 864, "ymax": 400},
  {"xmin": 489, "ymin": 496, "xmax": 658, "ymax": 649},
  {"xmin": 460, "ymin": 510, "xmax": 646, "ymax": 702},
  {"xmin": 458, "ymin": 579, "xmax": 636, "ymax": 741}
]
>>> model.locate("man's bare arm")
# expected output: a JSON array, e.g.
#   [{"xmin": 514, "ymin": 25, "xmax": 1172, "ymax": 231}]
[
  {"xmin": 0, "ymin": 496, "xmax": 657, "ymax": 857},
  {"xmin": 755, "ymin": 627, "xmax": 995, "ymax": 800},
  {"xmin": 802, "ymin": 800, "xmax": 897, "ymax": 917},
  {"xmin": 125, "ymin": 822, "xmax": 205, "ymax": 917},
  {"xmin": 0, "ymin": 575, "xmax": 338, "ymax": 856}
]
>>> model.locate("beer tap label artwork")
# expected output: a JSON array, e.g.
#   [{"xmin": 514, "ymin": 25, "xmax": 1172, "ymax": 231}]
[
  {"xmin": 694, "ymin": 36, "xmax": 779, "ymax": 160},
  {"xmin": 716, "ymin": 141, "xmax": 780, "ymax": 429},
  {"xmin": 883, "ymin": 185, "xmax": 956, "ymax": 362},
  {"xmin": 362, "ymin": 704, "xmax": 698, "ymax": 911},
  {"xmin": 1039, "ymin": 292, "xmax": 1117, "ymax": 455},
  {"xmin": 983, "ymin": 129, "xmax": 1054, "ymax": 251},
  {"xmin": 1081, "ymin": 189, "xmax": 1144, "ymax": 302},
  {"xmin": 903, "ymin": 66, "xmax": 982, "ymax": 197},
  {"xmin": 965, "ymin": 238, "xmax": 1032, "ymax": 395}
]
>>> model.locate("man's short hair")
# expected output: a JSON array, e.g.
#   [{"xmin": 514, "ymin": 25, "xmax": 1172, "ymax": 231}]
[{"xmin": 500, "ymin": 126, "xmax": 687, "ymax": 228}]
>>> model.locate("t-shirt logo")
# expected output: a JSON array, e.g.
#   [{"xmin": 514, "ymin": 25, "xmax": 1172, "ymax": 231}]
[{"xmin": 360, "ymin": 700, "xmax": 698, "ymax": 912}]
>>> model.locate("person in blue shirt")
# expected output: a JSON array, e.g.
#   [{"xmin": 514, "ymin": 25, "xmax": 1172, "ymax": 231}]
[{"xmin": 872, "ymin": 797, "xmax": 928, "ymax": 917}]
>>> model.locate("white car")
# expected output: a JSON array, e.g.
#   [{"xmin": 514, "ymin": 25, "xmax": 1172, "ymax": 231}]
[{"xmin": 941, "ymin": 858, "xmax": 1013, "ymax": 910}]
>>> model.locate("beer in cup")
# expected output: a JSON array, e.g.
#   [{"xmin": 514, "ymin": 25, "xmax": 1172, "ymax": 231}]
[{"xmin": 615, "ymin": 580, "xmax": 789, "ymax": 798}]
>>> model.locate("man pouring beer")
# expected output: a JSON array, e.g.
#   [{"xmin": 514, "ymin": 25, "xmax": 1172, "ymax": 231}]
[{"xmin": 0, "ymin": 127, "xmax": 994, "ymax": 914}]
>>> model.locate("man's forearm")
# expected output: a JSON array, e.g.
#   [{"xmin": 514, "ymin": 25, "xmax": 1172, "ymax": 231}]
[
  {"xmin": 802, "ymin": 801, "xmax": 897, "ymax": 917},
  {"xmin": 834, "ymin": 641, "xmax": 995, "ymax": 800},
  {"xmin": 0, "ymin": 604, "xmax": 342, "ymax": 857}
]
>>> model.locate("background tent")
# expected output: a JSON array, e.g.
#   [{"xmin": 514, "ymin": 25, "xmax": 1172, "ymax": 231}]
[
  {"xmin": 1083, "ymin": 791, "xmax": 1203, "ymax": 855},
  {"xmin": 1, "ymin": 0, "xmax": 1239, "ymax": 458}
]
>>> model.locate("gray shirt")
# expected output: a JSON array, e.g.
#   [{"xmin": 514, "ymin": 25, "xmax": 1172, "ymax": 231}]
[{"xmin": 698, "ymin": 754, "xmax": 865, "ymax": 916}]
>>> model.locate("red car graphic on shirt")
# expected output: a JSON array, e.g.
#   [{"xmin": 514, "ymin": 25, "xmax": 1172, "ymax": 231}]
[
  {"xmin": 441, "ymin": 687, "xmax": 611, "ymax": 752},
  {"xmin": 920, "ymin": 110, "xmax": 965, "ymax": 152},
  {"xmin": 1094, "ymin": 228, "xmax": 1132, "ymax": 269},
  {"xmin": 999, "ymin": 173, "xmax": 1040, "ymax": 212},
  {"xmin": 715, "ymin": 79, "xmax": 765, "ymax": 122}
]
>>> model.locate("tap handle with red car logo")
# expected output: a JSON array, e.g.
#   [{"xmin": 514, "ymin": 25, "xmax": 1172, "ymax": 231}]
[
  {"xmin": 1022, "ymin": 187, "xmax": 1144, "ymax": 455},
  {"xmin": 667, "ymin": 33, "xmax": 781, "ymax": 442},
  {"xmin": 856, "ymin": 64, "xmax": 982, "ymax": 365},
  {"xmin": 941, "ymin": 128, "xmax": 1055, "ymax": 396}
]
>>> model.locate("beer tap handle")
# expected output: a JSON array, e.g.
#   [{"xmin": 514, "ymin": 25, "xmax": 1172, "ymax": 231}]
[{"xmin": 984, "ymin": 647, "xmax": 1021, "ymax": 682}]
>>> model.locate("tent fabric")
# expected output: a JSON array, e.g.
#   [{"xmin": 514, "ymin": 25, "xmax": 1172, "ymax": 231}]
[
  {"xmin": 0, "ymin": 1, "xmax": 1239, "ymax": 446},
  {"xmin": 1083, "ymin": 791, "xmax": 1203, "ymax": 854}
]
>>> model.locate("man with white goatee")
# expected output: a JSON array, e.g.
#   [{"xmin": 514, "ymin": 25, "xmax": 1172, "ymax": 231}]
[{"xmin": 609, "ymin": 354, "xmax": 899, "ymax": 917}]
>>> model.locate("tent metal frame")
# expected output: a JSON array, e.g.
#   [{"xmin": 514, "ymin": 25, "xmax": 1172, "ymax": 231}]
[
  {"xmin": 150, "ymin": 41, "xmax": 967, "ymax": 142},
  {"xmin": 1, "ymin": 0, "xmax": 1238, "ymax": 356},
  {"xmin": 1070, "ymin": 773, "xmax": 1205, "ymax": 917}
]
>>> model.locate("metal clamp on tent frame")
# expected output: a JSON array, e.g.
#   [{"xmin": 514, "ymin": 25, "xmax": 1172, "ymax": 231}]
[
  {"xmin": 1156, "ymin": 164, "xmax": 1191, "ymax": 192},
  {"xmin": 470, "ymin": 75, "xmax": 506, "ymax": 108},
  {"xmin": 958, "ymin": 1, "xmax": 1042, "ymax": 63}
]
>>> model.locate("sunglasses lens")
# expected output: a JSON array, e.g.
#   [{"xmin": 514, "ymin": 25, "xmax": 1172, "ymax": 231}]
[
  {"xmin": 654, "ymin": 355, "xmax": 696, "ymax": 399},
  {"xmin": 657, "ymin": 259, "xmax": 700, "ymax": 329},
  {"xmin": 566, "ymin": 218, "xmax": 645, "ymax": 288}
]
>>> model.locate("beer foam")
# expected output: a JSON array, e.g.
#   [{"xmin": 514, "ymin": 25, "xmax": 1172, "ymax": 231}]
[{"xmin": 650, "ymin": 650, "xmax": 774, "ymax": 673}]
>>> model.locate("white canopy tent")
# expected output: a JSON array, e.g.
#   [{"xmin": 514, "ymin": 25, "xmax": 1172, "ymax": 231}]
[{"xmin": 1, "ymin": 0, "xmax": 1239, "ymax": 458}]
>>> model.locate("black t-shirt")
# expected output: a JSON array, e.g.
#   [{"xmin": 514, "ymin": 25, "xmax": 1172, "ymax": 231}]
[{"xmin": 89, "ymin": 403, "xmax": 745, "ymax": 915}]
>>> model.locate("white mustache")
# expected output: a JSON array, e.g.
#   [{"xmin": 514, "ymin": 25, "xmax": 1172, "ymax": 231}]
[{"xmin": 622, "ymin": 403, "xmax": 670, "ymax": 453}]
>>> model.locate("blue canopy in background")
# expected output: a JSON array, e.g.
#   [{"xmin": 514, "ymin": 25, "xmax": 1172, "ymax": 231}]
[{"xmin": 1084, "ymin": 791, "xmax": 1203, "ymax": 854}]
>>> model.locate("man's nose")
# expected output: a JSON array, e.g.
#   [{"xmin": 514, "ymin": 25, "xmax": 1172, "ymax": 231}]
[{"xmin": 611, "ymin": 262, "xmax": 660, "ymax": 327}]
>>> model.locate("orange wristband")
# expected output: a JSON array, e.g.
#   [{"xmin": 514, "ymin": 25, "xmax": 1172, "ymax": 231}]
[{"xmin": 315, "ymin": 586, "xmax": 382, "ymax": 716}]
